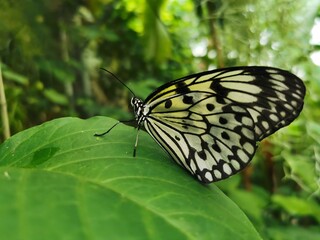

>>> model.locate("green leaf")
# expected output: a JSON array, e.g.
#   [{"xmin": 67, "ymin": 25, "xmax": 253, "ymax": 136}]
[
  {"xmin": 2, "ymin": 69, "xmax": 29, "ymax": 85},
  {"xmin": 143, "ymin": 0, "xmax": 172, "ymax": 63},
  {"xmin": 43, "ymin": 89, "xmax": 68, "ymax": 105},
  {"xmin": 266, "ymin": 225, "xmax": 320, "ymax": 240},
  {"xmin": 272, "ymin": 195, "xmax": 320, "ymax": 222},
  {"xmin": 282, "ymin": 152, "xmax": 318, "ymax": 193},
  {"xmin": 0, "ymin": 117, "xmax": 261, "ymax": 240}
]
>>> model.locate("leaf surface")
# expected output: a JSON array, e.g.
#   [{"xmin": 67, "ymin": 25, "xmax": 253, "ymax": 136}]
[{"xmin": 0, "ymin": 117, "xmax": 261, "ymax": 240}]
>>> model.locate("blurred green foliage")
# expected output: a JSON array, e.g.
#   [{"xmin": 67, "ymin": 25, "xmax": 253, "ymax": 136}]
[{"xmin": 0, "ymin": 0, "xmax": 320, "ymax": 239}]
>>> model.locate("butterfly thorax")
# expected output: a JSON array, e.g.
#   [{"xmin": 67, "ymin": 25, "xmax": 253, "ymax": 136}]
[{"xmin": 131, "ymin": 96, "xmax": 148, "ymax": 125}]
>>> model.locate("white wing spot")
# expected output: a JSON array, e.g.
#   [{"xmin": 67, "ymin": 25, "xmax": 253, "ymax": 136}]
[
  {"xmin": 214, "ymin": 170, "xmax": 222, "ymax": 179},
  {"xmin": 241, "ymin": 127, "xmax": 255, "ymax": 140},
  {"xmin": 231, "ymin": 160, "xmax": 241, "ymax": 170},
  {"xmin": 284, "ymin": 103, "xmax": 293, "ymax": 110},
  {"xmin": 291, "ymin": 100, "xmax": 298, "ymax": 107},
  {"xmin": 244, "ymin": 142, "xmax": 254, "ymax": 154},
  {"xmin": 295, "ymin": 88, "xmax": 302, "ymax": 94},
  {"xmin": 237, "ymin": 149, "xmax": 249, "ymax": 163},
  {"xmin": 275, "ymin": 91, "xmax": 286, "ymax": 100},
  {"xmin": 242, "ymin": 116, "xmax": 253, "ymax": 126},
  {"xmin": 270, "ymin": 114, "xmax": 279, "ymax": 122},
  {"xmin": 280, "ymin": 111, "xmax": 286, "ymax": 117},
  {"xmin": 262, "ymin": 121, "xmax": 269, "ymax": 129},
  {"xmin": 205, "ymin": 172, "xmax": 213, "ymax": 182},
  {"xmin": 292, "ymin": 93, "xmax": 300, "ymax": 99},
  {"xmin": 223, "ymin": 164, "xmax": 232, "ymax": 175},
  {"xmin": 241, "ymin": 127, "xmax": 253, "ymax": 138},
  {"xmin": 270, "ymin": 79, "xmax": 288, "ymax": 90},
  {"xmin": 266, "ymin": 69, "xmax": 279, "ymax": 74},
  {"xmin": 271, "ymin": 74, "xmax": 286, "ymax": 81}
]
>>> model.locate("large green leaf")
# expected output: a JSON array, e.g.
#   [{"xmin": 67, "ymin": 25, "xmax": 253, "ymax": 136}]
[{"xmin": 0, "ymin": 117, "xmax": 261, "ymax": 240}]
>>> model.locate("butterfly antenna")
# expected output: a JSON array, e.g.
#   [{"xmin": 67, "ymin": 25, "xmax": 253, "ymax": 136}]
[{"xmin": 100, "ymin": 68, "xmax": 136, "ymax": 97}]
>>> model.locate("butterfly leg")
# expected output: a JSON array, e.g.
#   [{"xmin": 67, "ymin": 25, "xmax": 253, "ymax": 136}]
[{"xmin": 133, "ymin": 126, "xmax": 141, "ymax": 157}]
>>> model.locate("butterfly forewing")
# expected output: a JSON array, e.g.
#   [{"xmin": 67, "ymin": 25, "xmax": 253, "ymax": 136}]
[{"xmin": 137, "ymin": 66, "xmax": 305, "ymax": 183}]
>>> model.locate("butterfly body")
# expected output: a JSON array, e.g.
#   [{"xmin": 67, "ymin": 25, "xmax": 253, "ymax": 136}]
[{"xmin": 130, "ymin": 66, "xmax": 305, "ymax": 183}]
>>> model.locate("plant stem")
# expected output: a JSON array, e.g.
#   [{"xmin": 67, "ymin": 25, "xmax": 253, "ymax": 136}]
[
  {"xmin": 0, "ymin": 63, "xmax": 11, "ymax": 140},
  {"xmin": 206, "ymin": 1, "xmax": 224, "ymax": 68}
]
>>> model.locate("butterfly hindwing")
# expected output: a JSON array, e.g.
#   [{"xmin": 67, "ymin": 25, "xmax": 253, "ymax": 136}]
[
  {"xmin": 145, "ymin": 100, "xmax": 258, "ymax": 182},
  {"xmin": 139, "ymin": 66, "xmax": 305, "ymax": 183}
]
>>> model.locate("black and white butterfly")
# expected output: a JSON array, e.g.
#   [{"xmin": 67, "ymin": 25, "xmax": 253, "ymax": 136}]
[{"xmin": 96, "ymin": 66, "xmax": 305, "ymax": 183}]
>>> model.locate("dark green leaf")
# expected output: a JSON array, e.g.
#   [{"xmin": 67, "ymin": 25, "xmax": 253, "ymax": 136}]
[{"xmin": 0, "ymin": 117, "xmax": 261, "ymax": 240}]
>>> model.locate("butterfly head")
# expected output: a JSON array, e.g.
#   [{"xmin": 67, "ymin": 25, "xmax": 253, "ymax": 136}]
[{"xmin": 131, "ymin": 97, "xmax": 145, "ymax": 123}]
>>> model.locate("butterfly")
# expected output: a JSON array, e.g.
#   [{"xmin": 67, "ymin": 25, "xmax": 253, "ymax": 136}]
[{"xmin": 95, "ymin": 66, "xmax": 305, "ymax": 183}]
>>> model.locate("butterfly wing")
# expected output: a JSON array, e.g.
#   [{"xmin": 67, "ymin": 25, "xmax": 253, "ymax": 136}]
[{"xmin": 142, "ymin": 66, "xmax": 305, "ymax": 183}]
